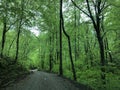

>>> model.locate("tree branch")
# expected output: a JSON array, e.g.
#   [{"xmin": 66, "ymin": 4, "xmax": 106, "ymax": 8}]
[
  {"xmin": 6, "ymin": 18, "xmax": 19, "ymax": 32},
  {"xmin": 86, "ymin": 0, "xmax": 97, "ymax": 30},
  {"xmin": 100, "ymin": 0, "xmax": 106, "ymax": 11},
  {"xmin": 71, "ymin": 0, "xmax": 90, "ymax": 18}
]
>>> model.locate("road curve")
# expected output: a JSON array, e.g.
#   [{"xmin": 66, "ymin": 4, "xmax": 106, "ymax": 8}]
[{"xmin": 2, "ymin": 71, "xmax": 89, "ymax": 90}]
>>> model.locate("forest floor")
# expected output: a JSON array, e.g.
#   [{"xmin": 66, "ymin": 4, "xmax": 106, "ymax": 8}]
[{"xmin": 1, "ymin": 70, "xmax": 91, "ymax": 90}]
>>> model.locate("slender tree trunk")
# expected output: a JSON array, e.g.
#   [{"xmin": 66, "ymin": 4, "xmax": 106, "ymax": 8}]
[
  {"xmin": 1, "ymin": 18, "xmax": 7, "ymax": 58},
  {"xmin": 74, "ymin": 5, "xmax": 77, "ymax": 61},
  {"xmin": 67, "ymin": 36, "xmax": 77, "ymax": 80},
  {"xmin": 84, "ymin": 26, "xmax": 90, "ymax": 68},
  {"xmin": 87, "ymin": 0, "xmax": 106, "ymax": 84},
  {"xmin": 61, "ymin": 4, "xmax": 76, "ymax": 80},
  {"xmin": 96, "ymin": 15, "xmax": 106, "ymax": 85},
  {"xmin": 71, "ymin": 0, "xmax": 107, "ymax": 84},
  {"xmin": 7, "ymin": 36, "xmax": 16, "ymax": 56},
  {"xmin": 49, "ymin": 35, "xmax": 53, "ymax": 71},
  {"xmin": 49, "ymin": 54, "xmax": 52, "ymax": 71},
  {"xmin": 56, "ymin": 31, "xmax": 59, "ymax": 63},
  {"xmin": 97, "ymin": 33, "xmax": 106, "ymax": 83},
  {"xmin": 101, "ymin": 15, "xmax": 113, "ymax": 63},
  {"xmin": 14, "ymin": 0, "xmax": 24, "ymax": 63},
  {"xmin": 0, "ymin": 1, "xmax": 8, "ymax": 58},
  {"xmin": 77, "ymin": 11, "xmax": 81, "ymax": 56},
  {"xmin": 59, "ymin": 0, "xmax": 63, "ymax": 75},
  {"xmin": 15, "ymin": 27, "xmax": 21, "ymax": 62}
]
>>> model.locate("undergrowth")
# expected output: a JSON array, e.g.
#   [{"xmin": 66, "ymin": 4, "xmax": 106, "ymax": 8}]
[{"xmin": 0, "ymin": 57, "xmax": 30, "ymax": 88}]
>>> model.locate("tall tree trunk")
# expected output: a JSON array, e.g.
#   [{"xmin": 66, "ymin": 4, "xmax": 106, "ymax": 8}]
[
  {"xmin": 74, "ymin": 5, "xmax": 77, "ymax": 61},
  {"xmin": 96, "ymin": 1, "xmax": 106, "ymax": 81},
  {"xmin": 59, "ymin": 0, "xmax": 63, "ymax": 75},
  {"xmin": 1, "ymin": 18, "xmax": 7, "ymax": 58},
  {"xmin": 96, "ymin": 32, "xmax": 106, "ymax": 84},
  {"xmin": 49, "ymin": 54, "xmax": 52, "ymax": 71},
  {"xmin": 15, "ymin": 27, "xmax": 21, "ymax": 62},
  {"xmin": 77, "ymin": 11, "xmax": 81, "ymax": 56},
  {"xmin": 101, "ymin": 15, "xmax": 113, "ymax": 63},
  {"xmin": 61, "ymin": 3, "xmax": 76, "ymax": 80},
  {"xmin": 49, "ymin": 35, "xmax": 53, "ymax": 71},
  {"xmin": 56, "ymin": 30, "xmax": 59, "ymax": 63},
  {"xmin": 87, "ymin": 0, "xmax": 106, "ymax": 84},
  {"xmin": 8, "ymin": 36, "xmax": 16, "ymax": 56},
  {"xmin": 62, "ymin": 26, "xmax": 77, "ymax": 80},
  {"xmin": 0, "ymin": 1, "xmax": 8, "ymax": 57},
  {"xmin": 67, "ymin": 36, "xmax": 77, "ymax": 80},
  {"xmin": 14, "ymin": 0, "xmax": 24, "ymax": 63},
  {"xmin": 71, "ymin": 0, "xmax": 107, "ymax": 84},
  {"xmin": 96, "ymin": 12, "xmax": 106, "ymax": 86},
  {"xmin": 84, "ymin": 25, "xmax": 90, "ymax": 68}
]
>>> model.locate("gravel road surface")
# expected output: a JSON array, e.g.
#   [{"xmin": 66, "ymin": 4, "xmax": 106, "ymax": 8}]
[{"xmin": 2, "ymin": 71, "xmax": 90, "ymax": 90}]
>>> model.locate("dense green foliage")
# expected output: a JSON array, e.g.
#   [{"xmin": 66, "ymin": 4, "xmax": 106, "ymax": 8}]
[{"xmin": 0, "ymin": 0, "xmax": 120, "ymax": 90}]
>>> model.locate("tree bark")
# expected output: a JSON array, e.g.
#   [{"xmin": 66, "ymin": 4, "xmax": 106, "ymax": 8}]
[
  {"xmin": 49, "ymin": 35, "xmax": 53, "ymax": 71},
  {"xmin": 86, "ymin": 0, "xmax": 106, "ymax": 84},
  {"xmin": 97, "ymin": 33, "xmax": 106, "ymax": 83},
  {"xmin": 15, "ymin": 26, "xmax": 21, "ymax": 62},
  {"xmin": 59, "ymin": 0, "xmax": 63, "ymax": 75},
  {"xmin": 0, "ymin": 1, "xmax": 8, "ymax": 57},
  {"xmin": 7, "ymin": 36, "xmax": 16, "ymax": 56},
  {"xmin": 61, "ymin": 3, "xmax": 77, "ymax": 80},
  {"xmin": 74, "ymin": 5, "xmax": 77, "ymax": 61},
  {"xmin": 14, "ymin": 0, "xmax": 24, "ymax": 63},
  {"xmin": 1, "ymin": 18, "xmax": 7, "ymax": 58},
  {"xmin": 71, "ymin": 0, "xmax": 106, "ymax": 84}
]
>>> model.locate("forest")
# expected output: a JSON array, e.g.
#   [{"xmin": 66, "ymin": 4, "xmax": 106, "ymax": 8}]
[{"xmin": 0, "ymin": 0, "xmax": 120, "ymax": 90}]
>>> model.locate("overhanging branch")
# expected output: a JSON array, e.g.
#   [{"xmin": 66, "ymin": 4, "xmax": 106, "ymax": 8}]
[{"xmin": 71, "ymin": 0, "xmax": 90, "ymax": 18}]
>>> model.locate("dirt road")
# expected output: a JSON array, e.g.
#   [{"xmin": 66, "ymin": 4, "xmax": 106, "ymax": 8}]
[{"xmin": 2, "ymin": 71, "xmax": 90, "ymax": 90}]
